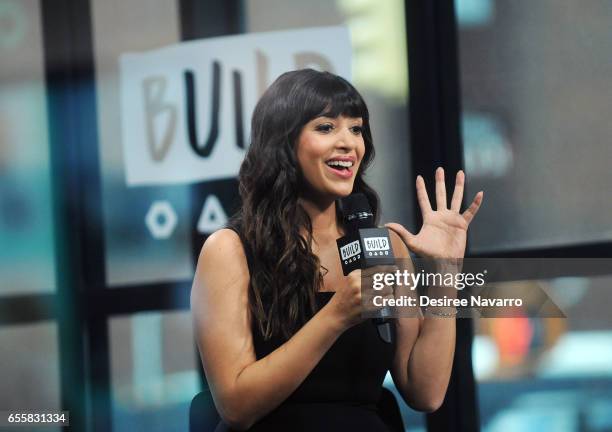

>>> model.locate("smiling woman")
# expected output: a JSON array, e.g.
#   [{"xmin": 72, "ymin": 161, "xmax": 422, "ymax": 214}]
[
  {"xmin": 190, "ymin": 69, "xmax": 482, "ymax": 431},
  {"xmin": 210, "ymin": 68, "xmax": 380, "ymax": 343},
  {"xmin": 297, "ymin": 114, "xmax": 365, "ymax": 201},
  {"xmin": 192, "ymin": 69, "xmax": 397, "ymax": 431}
]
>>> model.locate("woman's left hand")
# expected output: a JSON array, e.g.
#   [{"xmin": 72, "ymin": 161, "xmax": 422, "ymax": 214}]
[{"xmin": 385, "ymin": 167, "xmax": 483, "ymax": 260}]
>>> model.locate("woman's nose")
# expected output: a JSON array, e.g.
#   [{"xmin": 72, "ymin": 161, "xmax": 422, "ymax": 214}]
[{"xmin": 336, "ymin": 129, "xmax": 358, "ymax": 150}]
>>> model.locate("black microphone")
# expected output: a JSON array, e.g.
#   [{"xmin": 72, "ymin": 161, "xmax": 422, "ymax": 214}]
[{"xmin": 336, "ymin": 193, "xmax": 395, "ymax": 344}]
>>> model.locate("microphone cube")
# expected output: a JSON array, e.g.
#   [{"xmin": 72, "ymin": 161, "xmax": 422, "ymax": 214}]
[{"xmin": 337, "ymin": 227, "xmax": 395, "ymax": 276}]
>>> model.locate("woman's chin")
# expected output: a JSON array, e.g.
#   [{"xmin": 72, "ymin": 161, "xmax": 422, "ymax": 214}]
[{"xmin": 328, "ymin": 185, "xmax": 354, "ymax": 198}]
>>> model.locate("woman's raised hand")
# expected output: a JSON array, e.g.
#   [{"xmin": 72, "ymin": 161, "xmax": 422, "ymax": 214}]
[{"xmin": 385, "ymin": 168, "xmax": 483, "ymax": 260}]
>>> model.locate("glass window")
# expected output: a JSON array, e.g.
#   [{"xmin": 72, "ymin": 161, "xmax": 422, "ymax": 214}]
[
  {"xmin": 456, "ymin": 0, "xmax": 612, "ymax": 252},
  {"xmin": 0, "ymin": 321, "xmax": 61, "ymax": 413},
  {"xmin": 92, "ymin": 0, "xmax": 414, "ymax": 287},
  {"xmin": 110, "ymin": 310, "xmax": 201, "ymax": 431},
  {"xmin": 473, "ymin": 275, "xmax": 612, "ymax": 431},
  {"xmin": 245, "ymin": 0, "xmax": 414, "ymax": 227},
  {"xmin": 456, "ymin": 1, "xmax": 612, "ymax": 429},
  {"xmin": 91, "ymin": 0, "xmax": 194, "ymax": 286},
  {"xmin": 0, "ymin": 0, "xmax": 55, "ymax": 295}
]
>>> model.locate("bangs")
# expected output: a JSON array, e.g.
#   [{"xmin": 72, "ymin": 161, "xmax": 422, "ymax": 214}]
[{"xmin": 301, "ymin": 75, "xmax": 368, "ymax": 121}]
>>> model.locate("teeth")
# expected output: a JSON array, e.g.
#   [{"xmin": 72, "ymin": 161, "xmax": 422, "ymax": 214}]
[{"xmin": 326, "ymin": 160, "xmax": 353, "ymax": 168}]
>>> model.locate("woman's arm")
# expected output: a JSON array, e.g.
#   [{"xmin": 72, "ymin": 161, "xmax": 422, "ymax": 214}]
[
  {"xmin": 191, "ymin": 229, "xmax": 358, "ymax": 430},
  {"xmin": 387, "ymin": 231, "xmax": 455, "ymax": 412},
  {"xmin": 387, "ymin": 168, "xmax": 483, "ymax": 412}
]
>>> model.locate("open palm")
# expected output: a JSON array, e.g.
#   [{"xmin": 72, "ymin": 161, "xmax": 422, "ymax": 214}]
[{"xmin": 386, "ymin": 168, "xmax": 483, "ymax": 259}]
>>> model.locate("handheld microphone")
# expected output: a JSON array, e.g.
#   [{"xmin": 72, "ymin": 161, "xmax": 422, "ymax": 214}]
[{"xmin": 336, "ymin": 193, "xmax": 395, "ymax": 344}]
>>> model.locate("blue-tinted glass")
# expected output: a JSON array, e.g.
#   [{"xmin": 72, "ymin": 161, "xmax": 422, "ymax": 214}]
[
  {"xmin": 456, "ymin": 0, "xmax": 612, "ymax": 252},
  {"xmin": 91, "ymin": 0, "xmax": 194, "ymax": 287},
  {"xmin": 0, "ymin": 0, "xmax": 55, "ymax": 295},
  {"xmin": 0, "ymin": 320, "xmax": 61, "ymax": 431},
  {"xmin": 110, "ymin": 310, "xmax": 202, "ymax": 431}
]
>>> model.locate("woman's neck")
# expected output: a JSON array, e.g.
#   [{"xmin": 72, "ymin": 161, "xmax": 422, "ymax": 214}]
[{"xmin": 298, "ymin": 197, "xmax": 343, "ymax": 242}]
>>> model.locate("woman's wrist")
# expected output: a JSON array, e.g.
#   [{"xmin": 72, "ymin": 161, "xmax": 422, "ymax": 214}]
[
  {"xmin": 318, "ymin": 301, "xmax": 350, "ymax": 335},
  {"xmin": 424, "ymin": 306, "xmax": 458, "ymax": 318}
]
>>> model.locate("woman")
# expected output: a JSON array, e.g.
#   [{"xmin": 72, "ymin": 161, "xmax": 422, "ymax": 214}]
[{"xmin": 191, "ymin": 69, "xmax": 483, "ymax": 431}]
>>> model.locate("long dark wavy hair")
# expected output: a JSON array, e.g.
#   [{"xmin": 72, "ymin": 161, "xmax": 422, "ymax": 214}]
[{"xmin": 227, "ymin": 69, "xmax": 380, "ymax": 341}]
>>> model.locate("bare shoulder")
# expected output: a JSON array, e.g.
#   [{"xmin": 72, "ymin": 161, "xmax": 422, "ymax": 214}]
[
  {"xmin": 199, "ymin": 228, "xmax": 249, "ymax": 266},
  {"xmin": 200, "ymin": 228, "xmax": 246, "ymax": 260},
  {"xmin": 194, "ymin": 228, "xmax": 250, "ymax": 295}
]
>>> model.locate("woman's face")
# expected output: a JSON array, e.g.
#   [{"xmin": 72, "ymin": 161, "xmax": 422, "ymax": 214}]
[{"xmin": 296, "ymin": 115, "xmax": 366, "ymax": 202}]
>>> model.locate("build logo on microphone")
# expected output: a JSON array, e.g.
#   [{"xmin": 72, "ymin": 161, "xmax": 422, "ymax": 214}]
[
  {"xmin": 364, "ymin": 236, "xmax": 391, "ymax": 256},
  {"xmin": 340, "ymin": 240, "xmax": 362, "ymax": 263}
]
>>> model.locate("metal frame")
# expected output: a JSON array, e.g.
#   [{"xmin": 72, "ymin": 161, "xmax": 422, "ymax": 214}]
[
  {"xmin": 178, "ymin": 0, "xmax": 245, "ymax": 413},
  {"xmin": 405, "ymin": 1, "xmax": 479, "ymax": 430},
  {"xmin": 471, "ymin": 241, "xmax": 612, "ymax": 259},
  {"xmin": 40, "ymin": 0, "xmax": 97, "ymax": 430}
]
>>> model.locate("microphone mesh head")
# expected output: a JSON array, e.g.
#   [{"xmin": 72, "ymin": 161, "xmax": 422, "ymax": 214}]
[{"xmin": 337, "ymin": 193, "xmax": 372, "ymax": 217}]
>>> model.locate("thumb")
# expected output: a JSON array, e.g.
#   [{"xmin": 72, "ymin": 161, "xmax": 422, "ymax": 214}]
[{"xmin": 384, "ymin": 222, "xmax": 417, "ymax": 249}]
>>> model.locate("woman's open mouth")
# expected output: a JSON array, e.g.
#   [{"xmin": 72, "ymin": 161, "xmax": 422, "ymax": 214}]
[{"xmin": 325, "ymin": 160, "xmax": 354, "ymax": 179}]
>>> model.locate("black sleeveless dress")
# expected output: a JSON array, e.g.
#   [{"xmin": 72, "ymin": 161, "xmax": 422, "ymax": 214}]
[{"xmin": 215, "ymin": 224, "xmax": 398, "ymax": 431}]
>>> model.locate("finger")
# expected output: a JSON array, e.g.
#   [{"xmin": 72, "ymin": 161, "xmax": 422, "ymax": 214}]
[
  {"xmin": 435, "ymin": 167, "xmax": 447, "ymax": 210},
  {"xmin": 450, "ymin": 170, "xmax": 465, "ymax": 212},
  {"xmin": 347, "ymin": 269, "xmax": 363, "ymax": 289},
  {"xmin": 348, "ymin": 269, "xmax": 362, "ymax": 278},
  {"xmin": 384, "ymin": 222, "xmax": 416, "ymax": 250},
  {"xmin": 415, "ymin": 175, "xmax": 433, "ymax": 216},
  {"xmin": 462, "ymin": 191, "xmax": 484, "ymax": 225}
]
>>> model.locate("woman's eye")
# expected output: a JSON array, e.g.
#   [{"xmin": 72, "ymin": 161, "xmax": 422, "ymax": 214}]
[
  {"xmin": 350, "ymin": 126, "xmax": 363, "ymax": 135},
  {"xmin": 315, "ymin": 124, "xmax": 333, "ymax": 133}
]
